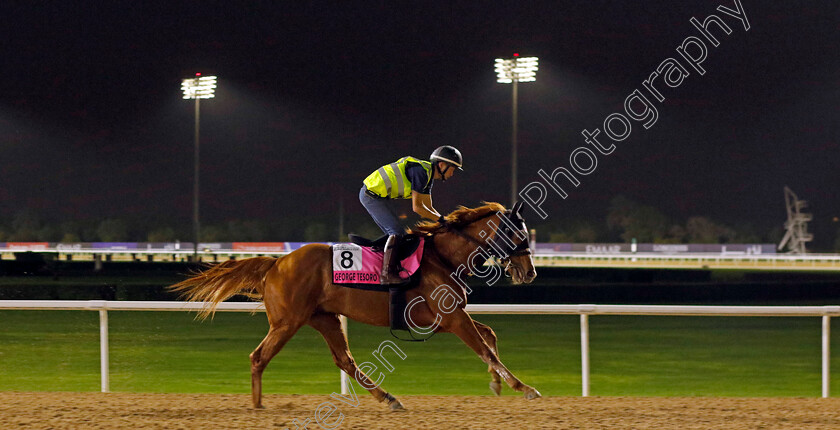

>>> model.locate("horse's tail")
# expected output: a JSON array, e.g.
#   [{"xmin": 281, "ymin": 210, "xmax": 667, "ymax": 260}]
[{"xmin": 169, "ymin": 256, "xmax": 279, "ymax": 319}]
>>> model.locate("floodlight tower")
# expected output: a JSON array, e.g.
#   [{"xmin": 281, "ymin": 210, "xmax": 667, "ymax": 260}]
[
  {"xmin": 181, "ymin": 74, "xmax": 217, "ymax": 260},
  {"xmin": 495, "ymin": 54, "xmax": 538, "ymax": 205},
  {"xmin": 778, "ymin": 186, "xmax": 813, "ymax": 254}
]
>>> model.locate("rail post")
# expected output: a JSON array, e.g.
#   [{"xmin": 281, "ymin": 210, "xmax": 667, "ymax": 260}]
[
  {"xmin": 580, "ymin": 313, "xmax": 590, "ymax": 397},
  {"xmin": 823, "ymin": 315, "xmax": 830, "ymax": 398},
  {"xmin": 99, "ymin": 309, "xmax": 110, "ymax": 393},
  {"xmin": 340, "ymin": 314, "xmax": 349, "ymax": 395}
]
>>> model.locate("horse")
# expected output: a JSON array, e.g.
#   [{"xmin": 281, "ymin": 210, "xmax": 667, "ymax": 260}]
[{"xmin": 169, "ymin": 201, "xmax": 539, "ymax": 410}]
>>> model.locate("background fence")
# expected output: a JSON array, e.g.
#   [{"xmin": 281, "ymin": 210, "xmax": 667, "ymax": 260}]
[{"xmin": 1, "ymin": 300, "xmax": 839, "ymax": 397}]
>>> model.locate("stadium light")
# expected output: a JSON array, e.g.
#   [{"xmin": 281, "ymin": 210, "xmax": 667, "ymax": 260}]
[
  {"xmin": 494, "ymin": 55, "xmax": 538, "ymax": 205},
  {"xmin": 181, "ymin": 74, "xmax": 217, "ymax": 260},
  {"xmin": 181, "ymin": 75, "xmax": 217, "ymax": 99}
]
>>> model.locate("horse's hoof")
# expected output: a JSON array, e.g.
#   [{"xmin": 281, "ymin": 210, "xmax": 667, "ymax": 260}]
[
  {"xmin": 524, "ymin": 388, "xmax": 542, "ymax": 400},
  {"xmin": 253, "ymin": 404, "xmax": 266, "ymax": 410},
  {"xmin": 489, "ymin": 381, "xmax": 502, "ymax": 396},
  {"xmin": 389, "ymin": 399, "xmax": 407, "ymax": 412}
]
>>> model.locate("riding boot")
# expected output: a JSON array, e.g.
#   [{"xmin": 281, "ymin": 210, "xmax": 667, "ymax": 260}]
[
  {"xmin": 389, "ymin": 287, "xmax": 409, "ymax": 331},
  {"xmin": 380, "ymin": 235, "xmax": 403, "ymax": 285}
]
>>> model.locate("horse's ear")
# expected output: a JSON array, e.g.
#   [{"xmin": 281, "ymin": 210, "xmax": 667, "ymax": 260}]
[{"xmin": 511, "ymin": 201, "xmax": 523, "ymax": 215}]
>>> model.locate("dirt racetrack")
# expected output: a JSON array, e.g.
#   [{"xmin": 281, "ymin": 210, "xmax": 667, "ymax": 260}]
[{"xmin": 3, "ymin": 392, "xmax": 840, "ymax": 429}]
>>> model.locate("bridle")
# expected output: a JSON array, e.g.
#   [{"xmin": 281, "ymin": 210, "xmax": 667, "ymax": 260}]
[{"xmin": 490, "ymin": 211, "xmax": 532, "ymax": 258}]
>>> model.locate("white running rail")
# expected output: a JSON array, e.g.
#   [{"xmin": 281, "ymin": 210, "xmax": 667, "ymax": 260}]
[{"xmin": 1, "ymin": 301, "xmax": 838, "ymax": 397}]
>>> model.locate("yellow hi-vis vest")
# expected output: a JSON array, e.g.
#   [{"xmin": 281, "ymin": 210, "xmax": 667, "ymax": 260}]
[{"xmin": 363, "ymin": 156, "xmax": 433, "ymax": 199}]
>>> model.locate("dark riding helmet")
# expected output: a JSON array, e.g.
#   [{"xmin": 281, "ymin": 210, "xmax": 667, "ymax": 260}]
[{"xmin": 430, "ymin": 145, "xmax": 464, "ymax": 171}]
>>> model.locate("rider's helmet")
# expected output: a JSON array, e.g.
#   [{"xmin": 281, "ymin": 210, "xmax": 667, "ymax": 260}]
[{"xmin": 429, "ymin": 145, "xmax": 464, "ymax": 171}]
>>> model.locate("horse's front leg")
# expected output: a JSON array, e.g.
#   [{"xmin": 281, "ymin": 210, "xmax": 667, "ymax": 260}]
[
  {"xmin": 442, "ymin": 309, "xmax": 541, "ymax": 399},
  {"xmin": 473, "ymin": 320, "xmax": 503, "ymax": 395}
]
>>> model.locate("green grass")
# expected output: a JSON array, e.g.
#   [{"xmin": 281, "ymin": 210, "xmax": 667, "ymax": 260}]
[{"xmin": 1, "ymin": 310, "xmax": 838, "ymax": 397}]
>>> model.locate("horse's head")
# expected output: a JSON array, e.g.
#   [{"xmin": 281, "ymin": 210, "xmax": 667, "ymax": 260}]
[
  {"xmin": 416, "ymin": 201, "xmax": 537, "ymax": 285},
  {"xmin": 491, "ymin": 201, "xmax": 537, "ymax": 284}
]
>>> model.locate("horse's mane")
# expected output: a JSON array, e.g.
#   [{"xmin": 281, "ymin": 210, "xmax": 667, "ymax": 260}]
[{"xmin": 410, "ymin": 202, "xmax": 506, "ymax": 235}]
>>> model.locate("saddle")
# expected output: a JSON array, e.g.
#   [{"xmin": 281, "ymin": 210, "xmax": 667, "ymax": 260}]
[
  {"xmin": 334, "ymin": 233, "xmax": 427, "ymax": 339},
  {"xmin": 330, "ymin": 234, "xmax": 424, "ymax": 291},
  {"xmin": 348, "ymin": 233, "xmax": 422, "ymax": 261}
]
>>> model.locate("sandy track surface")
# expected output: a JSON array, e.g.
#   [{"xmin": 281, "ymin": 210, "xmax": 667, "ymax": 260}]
[{"xmin": 3, "ymin": 392, "xmax": 840, "ymax": 429}]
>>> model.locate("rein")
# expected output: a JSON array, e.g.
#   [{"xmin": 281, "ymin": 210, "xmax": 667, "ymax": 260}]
[{"xmin": 442, "ymin": 211, "xmax": 531, "ymax": 259}]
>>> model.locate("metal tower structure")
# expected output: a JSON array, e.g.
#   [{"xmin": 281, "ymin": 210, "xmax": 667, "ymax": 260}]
[{"xmin": 778, "ymin": 186, "xmax": 813, "ymax": 254}]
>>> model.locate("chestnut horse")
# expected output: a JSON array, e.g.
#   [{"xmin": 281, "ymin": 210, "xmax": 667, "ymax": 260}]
[{"xmin": 170, "ymin": 202, "xmax": 539, "ymax": 410}]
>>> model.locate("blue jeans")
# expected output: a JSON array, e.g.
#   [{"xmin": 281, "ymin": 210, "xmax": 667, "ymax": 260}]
[{"xmin": 359, "ymin": 186, "xmax": 405, "ymax": 236}]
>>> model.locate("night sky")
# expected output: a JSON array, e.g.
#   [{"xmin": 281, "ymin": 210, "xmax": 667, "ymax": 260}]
[{"xmin": 0, "ymin": 1, "xmax": 837, "ymax": 244}]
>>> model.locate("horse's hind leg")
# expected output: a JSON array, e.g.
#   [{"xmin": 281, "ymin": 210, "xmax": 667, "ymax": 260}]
[
  {"xmin": 308, "ymin": 313, "xmax": 406, "ymax": 412},
  {"xmin": 473, "ymin": 320, "xmax": 503, "ymax": 396},
  {"xmin": 250, "ymin": 320, "xmax": 303, "ymax": 409}
]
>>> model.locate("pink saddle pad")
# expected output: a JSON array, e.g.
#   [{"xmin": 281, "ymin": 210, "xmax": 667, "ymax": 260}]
[{"xmin": 332, "ymin": 238, "xmax": 424, "ymax": 284}]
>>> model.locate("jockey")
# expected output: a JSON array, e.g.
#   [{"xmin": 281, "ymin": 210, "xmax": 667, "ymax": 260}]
[{"xmin": 360, "ymin": 145, "xmax": 463, "ymax": 284}]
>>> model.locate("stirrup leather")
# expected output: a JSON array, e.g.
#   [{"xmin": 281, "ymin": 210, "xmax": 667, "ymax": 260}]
[{"xmin": 380, "ymin": 235, "xmax": 403, "ymax": 284}]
